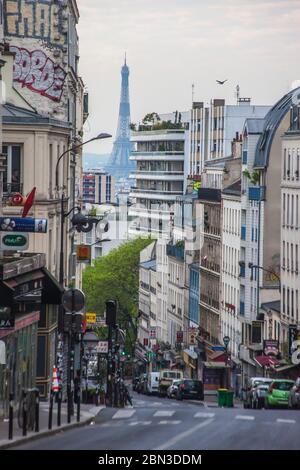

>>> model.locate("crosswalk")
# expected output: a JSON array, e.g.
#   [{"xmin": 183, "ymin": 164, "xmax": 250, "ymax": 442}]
[{"xmin": 99, "ymin": 408, "xmax": 299, "ymax": 428}]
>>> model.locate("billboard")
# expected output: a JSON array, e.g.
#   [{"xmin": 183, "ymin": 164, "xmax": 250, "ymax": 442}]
[{"xmin": 0, "ymin": 217, "xmax": 47, "ymax": 233}]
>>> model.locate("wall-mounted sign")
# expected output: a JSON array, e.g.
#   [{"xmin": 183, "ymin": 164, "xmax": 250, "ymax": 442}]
[
  {"xmin": 0, "ymin": 217, "xmax": 47, "ymax": 233},
  {"xmin": 0, "ymin": 306, "xmax": 14, "ymax": 329},
  {"xmin": 263, "ymin": 340, "xmax": 279, "ymax": 357},
  {"xmin": 76, "ymin": 245, "xmax": 91, "ymax": 263},
  {"xmin": 96, "ymin": 341, "xmax": 108, "ymax": 354},
  {"xmin": 85, "ymin": 313, "xmax": 96, "ymax": 324},
  {"xmin": 0, "ymin": 233, "xmax": 29, "ymax": 251}
]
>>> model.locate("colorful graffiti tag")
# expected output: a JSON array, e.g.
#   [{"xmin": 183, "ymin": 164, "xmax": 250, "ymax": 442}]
[
  {"xmin": 10, "ymin": 45, "xmax": 66, "ymax": 101},
  {"xmin": 4, "ymin": 0, "xmax": 67, "ymax": 49}
]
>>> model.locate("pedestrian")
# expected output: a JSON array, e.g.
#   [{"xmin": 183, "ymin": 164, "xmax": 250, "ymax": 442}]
[{"xmin": 124, "ymin": 384, "xmax": 133, "ymax": 407}]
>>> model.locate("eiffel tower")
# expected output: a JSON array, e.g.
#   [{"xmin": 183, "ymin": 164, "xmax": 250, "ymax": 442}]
[{"xmin": 106, "ymin": 56, "xmax": 134, "ymax": 181}]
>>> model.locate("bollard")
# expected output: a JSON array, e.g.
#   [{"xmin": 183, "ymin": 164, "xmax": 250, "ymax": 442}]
[
  {"xmin": 57, "ymin": 389, "xmax": 62, "ymax": 427},
  {"xmin": 22, "ymin": 389, "xmax": 27, "ymax": 437},
  {"xmin": 8, "ymin": 393, "xmax": 13, "ymax": 440},
  {"xmin": 34, "ymin": 389, "xmax": 39, "ymax": 433},
  {"xmin": 48, "ymin": 390, "xmax": 54, "ymax": 430}
]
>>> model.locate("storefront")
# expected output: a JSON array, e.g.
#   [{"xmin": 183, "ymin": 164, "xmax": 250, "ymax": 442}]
[{"xmin": 182, "ymin": 349, "xmax": 198, "ymax": 379}]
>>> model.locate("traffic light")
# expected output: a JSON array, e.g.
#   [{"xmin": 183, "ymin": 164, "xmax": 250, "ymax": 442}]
[{"xmin": 106, "ymin": 300, "xmax": 117, "ymax": 326}]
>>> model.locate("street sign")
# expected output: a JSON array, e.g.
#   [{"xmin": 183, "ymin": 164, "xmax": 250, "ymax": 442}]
[
  {"xmin": 0, "ymin": 233, "xmax": 29, "ymax": 251},
  {"xmin": 62, "ymin": 289, "xmax": 85, "ymax": 313},
  {"xmin": 223, "ymin": 336, "xmax": 230, "ymax": 348},
  {"xmin": 76, "ymin": 244, "xmax": 91, "ymax": 263},
  {"xmin": 85, "ymin": 313, "xmax": 96, "ymax": 323},
  {"xmin": 96, "ymin": 341, "xmax": 108, "ymax": 354},
  {"xmin": 0, "ymin": 217, "xmax": 47, "ymax": 233}
]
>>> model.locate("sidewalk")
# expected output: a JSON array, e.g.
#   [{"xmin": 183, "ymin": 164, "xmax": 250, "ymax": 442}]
[{"xmin": 0, "ymin": 402, "xmax": 105, "ymax": 449}]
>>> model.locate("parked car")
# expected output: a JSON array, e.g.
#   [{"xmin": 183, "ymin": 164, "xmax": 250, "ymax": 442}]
[
  {"xmin": 252, "ymin": 379, "xmax": 273, "ymax": 409},
  {"xmin": 243, "ymin": 377, "xmax": 271, "ymax": 409},
  {"xmin": 176, "ymin": 379, "xmax": 204, "ymax": 401},
  {"xmin": 265, "ymin": 380, "xmax": 295, "ymax": 408},
  {"xmin": 288, "ymin": 377, "xmax": 300, "ymax": 409},
  {"xmin": 167, "ymin": 380, "xmax": 181, "ymax": 398},
  {"xmin": 158, "ymin": 370, "xmax": 183, "ymax": 397},
  {"xmin": 146, "ymin": 372, "xmax": 160, "ymax": 395}
]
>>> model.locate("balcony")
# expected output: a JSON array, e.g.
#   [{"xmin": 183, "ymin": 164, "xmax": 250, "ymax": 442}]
[
  {"xmin": 130, "ymin": 187, "xmax": 183, "ymax": 201},
  {"xmin": 198, "ymin": 188, "xmax": 221, "ymax": 202},
  {"xmin": 166, "ymin": 242, "xmax": 184, "ymax": 260},
  {"xmin": 248, "ymin": 186, "xmax": 265, "ymax": 201},
  {"xmin": 241, "ymin": 225, "xmax": 246, "ymax": 240},
  {"xmin": 132, "ymin": 171, "xmax": 184, "ymax": 181}
]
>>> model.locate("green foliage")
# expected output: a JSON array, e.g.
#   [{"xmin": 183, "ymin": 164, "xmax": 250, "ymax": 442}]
[
  {"xmin": 83, "ymin": 237, "xmax": 152, "ymax": 321},
  {"xmin": 142, "ymin": 112, "xmax": 160, "ymax": 126},
  {"xmin": 243, "ymin": 169, "xmax": 260, "ymax": 185},
  {"xmin": 130, "ymin": 122, "xmax": 137, "ymax": 131}
]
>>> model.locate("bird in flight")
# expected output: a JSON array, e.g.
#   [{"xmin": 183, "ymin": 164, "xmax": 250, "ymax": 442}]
[{"xmin": 216, "ymin": 79, "xmax": 228, "ymax": 85}]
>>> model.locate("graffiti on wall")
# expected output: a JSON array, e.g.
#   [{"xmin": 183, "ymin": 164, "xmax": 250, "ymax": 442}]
[
  {"xmin": 4, "ymin": 0, "xmax": 67, "ymax": 49},
  {"xmin": 10, "ymin": 45, "xmax": 66, "ymax": 102}
]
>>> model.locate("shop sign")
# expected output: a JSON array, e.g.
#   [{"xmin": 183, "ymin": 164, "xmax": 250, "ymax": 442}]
[
  {"xmin": 263, "ymin": 339, "xmax": 279, "ymax": 357},
  {"xmin": 76, "ymin": 245, "xmax": 91, "ymax": 263},
  {"xmin": 0, "ymin": 217, "xmax": 47, "ymax": 233},
  {"xmin": 0, "ymin": 233, "xmax": 29, "ymax": 250},
  {"xmin": 85, "ymin": 313, "xmax": 96, "ymax": 324},
  {"xmin": 0, "ymin": 306, "xmax": 14, "ymax": 329},
  {"xmin": 96, "ymin": 341, "xmax": 108, "ymax": 354}
]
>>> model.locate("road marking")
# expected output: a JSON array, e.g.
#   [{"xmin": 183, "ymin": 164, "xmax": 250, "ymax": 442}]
[
  {"xmin": 235, "ymin": 415, "xmax": 255, "ymax": 421},
  {"xmin": 153, "ymin": 410, "xmax": 175, "ymax": 417},
  {"xmin": 155, "ymin": 418, "xmax": 214, "ymax": 450},
  {"xmin": 152, "ymin": 402, "xmax": 163, "ymax": 406},
  {"xmin": 112, "ymin": 409, "xmax": 136, "ymax": 419},
  {"xmin": 276, "ymin": 419, "xmax": 296, "ymax": 424},
  {"xmin": 194, "ymin": 412, "xmax": 215, "ymax": 419},
  {"xmin": 158, "ymin": 420, "xmax": 181, "ymax": 425},
  {"xmin": 129, "ymin": 421, "xmax": 152, "ymax": 426}
]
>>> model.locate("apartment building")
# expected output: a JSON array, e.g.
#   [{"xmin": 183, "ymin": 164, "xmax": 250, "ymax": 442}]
[
  {"xmin": 281, "ymin": 100, "xmax": 300, "ymax": 343},
  {"xmin": 83, "ymin": 170, "xmax": 115, "ymax": 206},
  {"xmin": 1, "ymin": 0, "xmax": 86, "ymax": 397}
]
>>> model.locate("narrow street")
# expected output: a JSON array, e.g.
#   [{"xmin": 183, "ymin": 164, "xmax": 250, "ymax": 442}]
[{"xmin": 13, "ymin": 392, "xmax": 300, "ymax": 451}]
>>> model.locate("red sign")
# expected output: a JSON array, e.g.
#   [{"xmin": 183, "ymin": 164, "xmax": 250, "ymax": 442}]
[{"xmin": 143, "ymin": 338, "xmax": 149, "ymax": 347}]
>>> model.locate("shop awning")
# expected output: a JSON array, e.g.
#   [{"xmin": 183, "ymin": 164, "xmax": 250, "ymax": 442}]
[
  {"xmin": 254, "ymin": 355, "xmax": 280, "ymax": 368},
  {"xmin": 203, "ymin": 361, "xmax": 226, "ymax": 368},
  {"xmin": 41, "ymin": 268, "xmax": 64, "ymax": 305}
]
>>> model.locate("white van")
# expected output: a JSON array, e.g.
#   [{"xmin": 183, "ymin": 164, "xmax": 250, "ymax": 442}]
[{"xmin": 147, "ymin": 372, "xmax": 160, "ymax": 395}]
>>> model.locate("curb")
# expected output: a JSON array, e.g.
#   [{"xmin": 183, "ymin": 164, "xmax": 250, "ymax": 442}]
[{"xmin": 0, "ymin": 407, "xmax": 105, "ymax": 450}]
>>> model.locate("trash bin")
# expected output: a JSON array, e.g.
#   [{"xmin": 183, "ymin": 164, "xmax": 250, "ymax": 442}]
[
  {"xmin": 226, "ymin": 390, "xmax": 234, "ymax": 408},
  {"xmin": 217, "ymin": 388, "xmax": 228, "ymax": 407}
]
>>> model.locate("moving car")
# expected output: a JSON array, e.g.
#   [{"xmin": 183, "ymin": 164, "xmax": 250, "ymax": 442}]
[
  {"xmin": 243, "ymin": 377, "xmax": 271, "ymax": 409},
  {"xmin": 265, "ymin": 379, "xmax": 294, "ymax": 408},
  {"xmin": 146, "ymin": 372, "xmax": 160, "ymax": 395},
  {"xmin": 158, "ymin": 370, "xmax": 183, "ymax": 397},
  {"xmin": 251, "ymin": 379, "xmax": 273, "ymax": 409},
  {"xmin": 176, "ymin": 379, "xmax": 204, "ymax": 401},
  {"xmin": 288, "ymin": 377, "xmax": 300, "ymax": 409},
  {"xmin": 167, "ymin": 379, "xmax": 181, "ymax": 398}
]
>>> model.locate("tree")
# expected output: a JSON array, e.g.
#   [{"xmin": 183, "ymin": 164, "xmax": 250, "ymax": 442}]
[
  {"xmin": 82, "ymin": 238, "xmax": 152, "ymax": 348},
  {"xmin": 142, "ymin": 112, "xmax": 160, "ymax": 127}
]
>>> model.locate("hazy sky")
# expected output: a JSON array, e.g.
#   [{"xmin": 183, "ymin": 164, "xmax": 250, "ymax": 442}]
[{"xmin": 77, "ymin": 0, "xmax": 300, "ymax": 155}]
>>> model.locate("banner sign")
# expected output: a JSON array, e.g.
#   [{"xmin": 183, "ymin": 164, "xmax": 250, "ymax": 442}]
[
  {"xmin": 289, "ymin": 324, "xmax": 300, "ymax": 364},
  {"xmin": 0, "ymin": 233, "xmax": 29, "ymax": 251},
  {"xmin": 263, "ymin": 339, "xmax": 279, "ymax": 357},
  {"xmin": 0, "ymin": 217, "xmax": 47, "ymax": 233}
]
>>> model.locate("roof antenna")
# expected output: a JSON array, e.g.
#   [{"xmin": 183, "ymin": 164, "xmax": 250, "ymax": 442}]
[
  {"xmin": 192, "ymin": 83, "xmax": 195, "ymax": 105},
  {"xmin": 236, "ymin": 84, "xmax": 240, "ymax": 104}
]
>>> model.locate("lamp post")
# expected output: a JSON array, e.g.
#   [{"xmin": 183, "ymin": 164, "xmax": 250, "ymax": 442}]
[
  {"xmin": 55, "ymin": 133, "xmax": 111, "ymax": 406},
  {"xmin": 55, "ymin": 133, "xmax": 112, "ymax": 287}
]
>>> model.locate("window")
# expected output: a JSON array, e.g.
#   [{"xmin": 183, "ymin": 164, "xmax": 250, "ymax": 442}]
[{"xmin": 2, "ymin": 145, "xmax": 22, "ymax": 193}]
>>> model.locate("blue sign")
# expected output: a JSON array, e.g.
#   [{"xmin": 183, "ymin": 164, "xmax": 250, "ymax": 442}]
[{"xmin": 0, "ymin": 217, "xmax": 47, "ymax": 233}]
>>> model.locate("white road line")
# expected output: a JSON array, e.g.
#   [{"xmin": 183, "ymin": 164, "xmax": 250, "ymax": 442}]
[
  {"xmin": 276, "ymin": 419, "xmax": 296, "ymax": 424},
  {"xmin": 129, "ymin": 421, "xmax": 152, "ymax": 426},
  {"xmin": 112, "ymin": 409, "xmax": 136, "ymax": 419},
  {"xmin": 235, "ymin": 415, "xmax": 255, "ymax": 421},
  {"xmin": 194, "ymin": 412, "xmax": 215, "ymax": 419},
  {"xmin": 153, "ymin": 410, "xmax": 175, "ymax": 417},
  {"xmin": 158, "ymin": 420, "xmax": 181, "ymax": 425},
  {"xmin": 155, "ymin": 418, "xmax": 214, "ymax": 450}
]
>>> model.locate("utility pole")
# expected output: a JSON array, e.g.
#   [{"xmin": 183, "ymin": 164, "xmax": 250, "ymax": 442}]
[{"xmin": 106, "ymin": 300, "xmax": 117, "ymax": 407}]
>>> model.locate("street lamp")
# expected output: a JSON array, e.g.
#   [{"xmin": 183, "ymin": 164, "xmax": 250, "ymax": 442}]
[{"xmin": 55, "ymin": 133, "xmax": 112, "ymax": 286}]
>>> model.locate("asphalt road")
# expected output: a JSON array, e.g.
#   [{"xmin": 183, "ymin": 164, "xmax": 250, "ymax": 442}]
[{"xmin": 13, "ymin": 392, "xmax": 300, "ymax": 450}]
